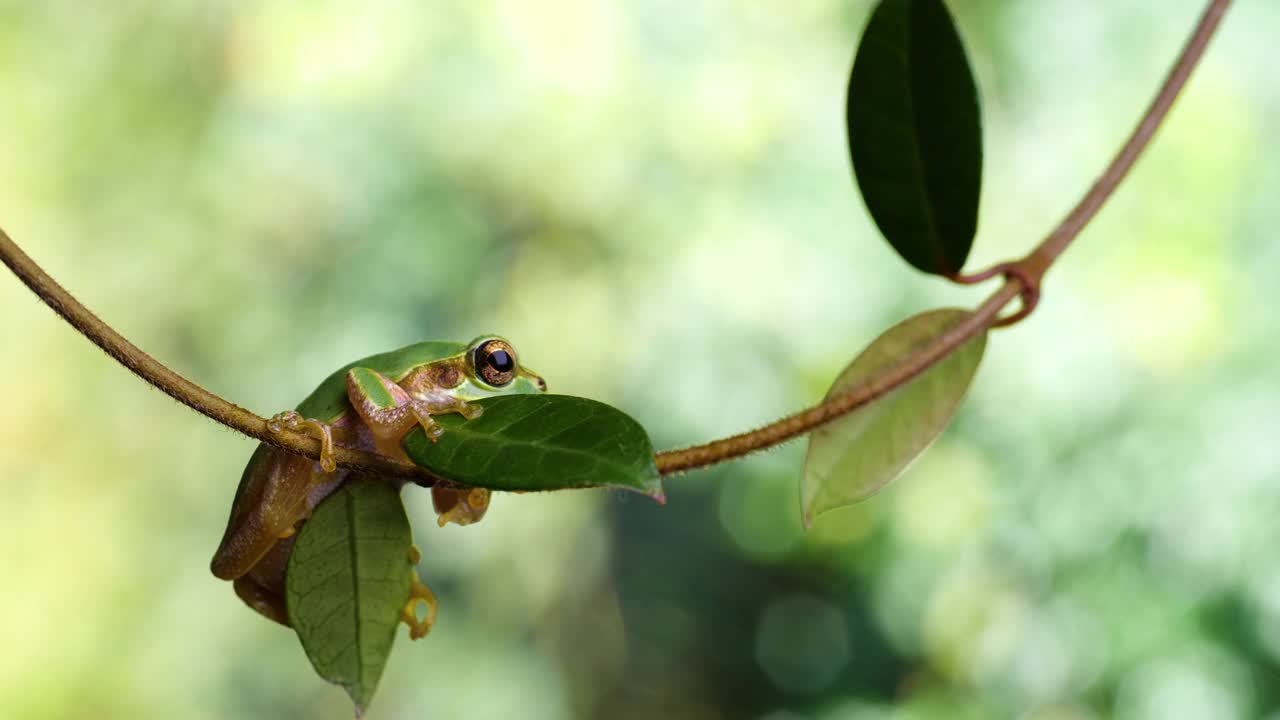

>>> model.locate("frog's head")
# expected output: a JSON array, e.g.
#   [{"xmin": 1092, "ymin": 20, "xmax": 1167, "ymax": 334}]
[
  {"xmin": 457, "ymin": 335, "xmax": 547, "ymax": 398},
  {"xmin": 429, "ymin": 336, "xmax": 544, "ymax": 527}
]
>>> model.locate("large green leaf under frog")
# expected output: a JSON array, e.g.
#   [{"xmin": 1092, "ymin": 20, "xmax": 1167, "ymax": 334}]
[
  {"xmin": 802, "ymin": 309, "xmax": 986, "ymax": 526},
  {"xmin": 286, "ymin": 480, "xmax": 413, "ymax": 716},
  {"xmin": 403, "ymin": 394, "xmax": 664, "ymax": 501}
]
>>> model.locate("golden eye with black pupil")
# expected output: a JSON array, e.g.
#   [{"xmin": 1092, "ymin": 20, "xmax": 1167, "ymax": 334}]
[{"xmin": 474, "ymin": 339, "xmax": 517, "ymax": 387}]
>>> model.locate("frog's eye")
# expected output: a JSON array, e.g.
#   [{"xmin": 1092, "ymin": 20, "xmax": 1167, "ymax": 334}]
[{"xmin": 473, "ymin": 338, "xmax": 517, "ymax": 387}]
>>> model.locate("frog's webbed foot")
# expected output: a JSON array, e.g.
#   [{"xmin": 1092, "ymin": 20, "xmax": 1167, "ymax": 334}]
[
  {"xmin": 433, "ymin": 486, "xmax": 492, "ymax": 527},
  {"xmin": 401, "ymin": 547, "xmax": 437, "ymax": 640},
  {"xmin": 268, "ymin": 410, "xmax": 337, "ymax": 472}
]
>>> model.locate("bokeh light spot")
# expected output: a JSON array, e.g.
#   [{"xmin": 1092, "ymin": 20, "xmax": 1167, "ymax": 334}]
[{"xmin": 755, "ymin": 594, "xmax": 850, "ymax": 694}]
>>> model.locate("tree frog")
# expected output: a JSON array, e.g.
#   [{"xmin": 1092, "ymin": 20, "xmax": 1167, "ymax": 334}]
[{"xmin": 209, "ymin": 336, "xmax": 546, "ymax": 637}]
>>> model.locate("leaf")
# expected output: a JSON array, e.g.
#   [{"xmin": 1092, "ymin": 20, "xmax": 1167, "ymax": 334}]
[
  {"xmin": 802, "ymin": 309, "xmax": 986, "ymax": 526},
  {"xmin": 403, "ymin": 394, "xmax": 664, "ymax": 502},
  {"xmin": 846, "ymin": 0, "xmax": 983, "ymax": 275},
  {"xmin": 286, "ymin": 480, "xmax": 413, "ymax": 716}
]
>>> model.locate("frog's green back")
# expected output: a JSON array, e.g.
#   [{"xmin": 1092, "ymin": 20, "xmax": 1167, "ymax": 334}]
[{"xmin": 295, "ymin": 340, "xmax": 468, "ymax": 421}]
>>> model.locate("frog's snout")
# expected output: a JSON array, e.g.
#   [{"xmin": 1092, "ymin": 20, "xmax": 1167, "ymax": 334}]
[{"xmin": 520, "ymin": 366, "xmax": 548, "ymax": 393}]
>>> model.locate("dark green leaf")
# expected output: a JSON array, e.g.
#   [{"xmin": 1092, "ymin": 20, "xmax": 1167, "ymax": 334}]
[
  {"xmin": 286, "ymin": 480, "xmax": 413, "ymax": 716},
  {"xmin": 403, "ymin": 394, "xmax": 664, "ymax": 502},
  {"xmin": 846, "ymin": 0, "xmax": 983, "ymax": 275},
  {"xmin": 802, "ymin": 309, "xmax": 986, "ymax": 526}
]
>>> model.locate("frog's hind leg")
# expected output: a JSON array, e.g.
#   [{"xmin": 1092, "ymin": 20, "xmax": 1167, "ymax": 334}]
[
  {"xmin": 230, "ymin": 536, "xmax": 295, "ymax": 626},
  {"xmin": 268, "ymin": 410, "xmax": 337, "ymax": 472},
  {"xmin": 211, "ymin": 448, "xmax": 319, "ymax": 581},
  {"xmin": 234, "ymin": 576, "xmax": 290, "ymax": 627}
]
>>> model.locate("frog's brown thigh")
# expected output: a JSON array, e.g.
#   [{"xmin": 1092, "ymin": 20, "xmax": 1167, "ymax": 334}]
[{"xmin": 210, "ymin": 449, "xmax": 317, "ymax": 581}]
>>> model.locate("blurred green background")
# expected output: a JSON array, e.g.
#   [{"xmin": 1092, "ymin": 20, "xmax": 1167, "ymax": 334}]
[{"xmin": 1, "ymin": 1, "xmax": 1276, "ymax": 718}]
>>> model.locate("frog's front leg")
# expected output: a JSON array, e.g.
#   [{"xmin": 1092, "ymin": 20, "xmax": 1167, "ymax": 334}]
[
  {"xmin": 267, "ymin": 410, "xmax": 338, "ymax": 472},
  {"xmin": 345, "ymin": 367, "xmax": 481, "ymax": 459}
]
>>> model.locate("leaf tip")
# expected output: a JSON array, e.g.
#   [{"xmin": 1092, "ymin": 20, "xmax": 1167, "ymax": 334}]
[
  {"xmin": 801, "ymin": 501, "xmax": 829, "ymax": 531},
  {"xmin": 347, "ymin": 686, "xmax": 367, "ymax": 718},
  {"xmin": 637, "ymin": 476, "xmax": 666, "ymax": 504}
]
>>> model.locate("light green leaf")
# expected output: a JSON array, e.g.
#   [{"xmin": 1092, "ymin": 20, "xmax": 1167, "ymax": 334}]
[
  {"xmin": 403, "ymin": 394, "xmax": 664, "ymax": 502},
  {"xmin": 802, "ymin": 309, "xmax": 986, "ymax": 526},
  {"xmin": 286, "ymin": 480, "xmax": 413, "ymax": 716}
]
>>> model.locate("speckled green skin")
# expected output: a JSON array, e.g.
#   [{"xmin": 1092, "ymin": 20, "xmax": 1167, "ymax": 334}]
[{"xmin": 295, "ymin": 340, "xmax": 469, "ymax": 421}]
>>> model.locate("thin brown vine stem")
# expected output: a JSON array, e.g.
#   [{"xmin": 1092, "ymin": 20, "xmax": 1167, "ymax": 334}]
[
  {"xmin": 0, "ymin": 227, "xmax": 434, "ymax": 483},
  {"xmin": 654, "ymin": 280, "xmax": 1023, "ymax": 475},
  {"xmin": 653, "ymin": 0, "xmax": 1231, "ymax": 475},
  {"xmin": 0, "ymin": 0, "xmax": 1230, "ymax": 481},
  {"xmin": 1023, "ymin": 0, "xmax": 1231, "ymax": 277}
]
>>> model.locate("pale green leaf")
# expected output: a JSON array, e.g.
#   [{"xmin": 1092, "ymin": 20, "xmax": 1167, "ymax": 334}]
[{"xmin": 802, "ymin": 308, "xmax": 986, "ymax": 525}]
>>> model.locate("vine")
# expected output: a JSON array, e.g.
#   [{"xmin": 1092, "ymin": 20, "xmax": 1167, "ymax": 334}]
[
  {"xmin": 0, "ymin": 2, "xmax": 1236, "ymax": 713},
  {"xmin": 0, "ymin": 0, "xmax": 1230, "ymax": 480}
]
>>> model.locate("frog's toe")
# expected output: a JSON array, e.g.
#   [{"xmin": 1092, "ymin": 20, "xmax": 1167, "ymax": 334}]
[
  {"xmin": 425, "ymin": 422, "xmax": 446, "ymax": 443},
  {"xmin": 267, "ymin": 410, "xmax": 301, "ymax": 434},
  {"xmin": 297, "ymin": 418, "xmax": 337, "ymax": 472},
  {"xmin": 312, "ymin": 422, "xmax": 337, "ymax": 472},
  {"xmin": 436, "ymin": 501, "xmax": 467, "ymax": 527},
  {"xmin": 401, "ymin": 573, "xmax": 437, "ymax": 641},
  {"xmin": 458, "ymin": 401, "xmax": 484, "ymax": 421},
  {"xmin": 268, "ymin": 411, "xmax": 337, "ymax": 472},
  {"xmin": 407, "ymin": 404, "xmax": 447, "ymax": 443},
  {"xmin": 467, "ymin": 488, "xmax": 490, "ymax": 512}
]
